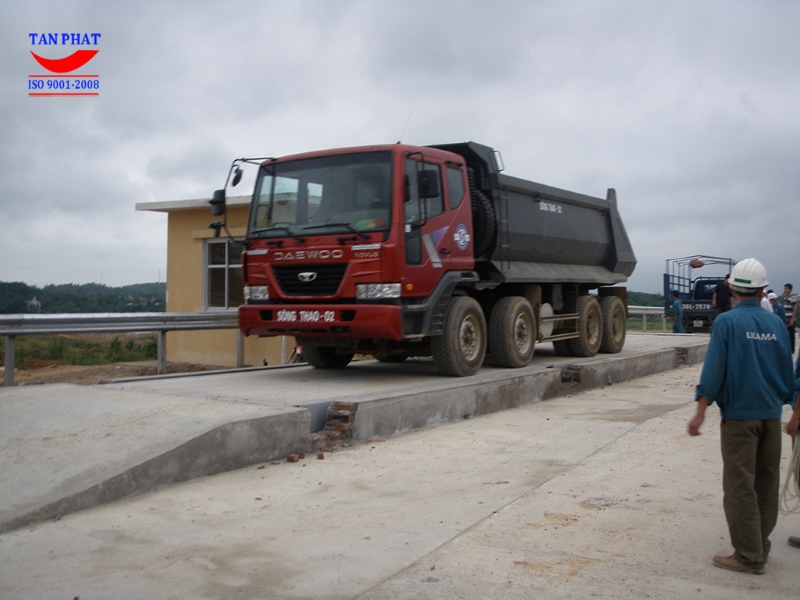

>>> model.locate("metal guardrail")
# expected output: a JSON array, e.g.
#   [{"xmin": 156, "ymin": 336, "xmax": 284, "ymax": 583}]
[
  {"xmin": 1, "ymin": 306, "xmax": 669, "ymax": 388},
  {"xmin": 1, "ymin": 312, "xmax": 240, "ymax": 387},
  {"xmin": 628, "ymin": 305, "xmax": 667, "ymax": 332}
]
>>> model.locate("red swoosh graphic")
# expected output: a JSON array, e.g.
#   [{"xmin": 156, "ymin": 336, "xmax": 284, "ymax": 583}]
[{"xmin": 30, "ymin": 50, "xmax": 98, "ymax": 74}]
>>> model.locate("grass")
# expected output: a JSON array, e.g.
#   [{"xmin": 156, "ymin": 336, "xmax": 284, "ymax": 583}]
[
  {"xmin": 626, "ymin": 318, "xmax": 669, "ymax": 332},
  {"xmin": 1, "ymin": 334, "xmax": 158, "ymax": 370}
]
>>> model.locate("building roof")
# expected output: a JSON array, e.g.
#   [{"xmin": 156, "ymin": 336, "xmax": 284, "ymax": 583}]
[{"xmin": 135, "ymin": 195, "xmax": 251, "ymax": 213}]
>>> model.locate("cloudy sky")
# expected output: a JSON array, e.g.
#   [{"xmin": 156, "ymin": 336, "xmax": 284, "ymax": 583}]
[{"xmin": 2, "ymin": 0, "xmax": 798, "ymax": 293}]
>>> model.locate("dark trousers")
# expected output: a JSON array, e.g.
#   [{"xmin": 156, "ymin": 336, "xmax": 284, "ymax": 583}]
[
  {"xmin": 720, "ymin": 419, "xmax": 782, "ymax": 568},
  {"xmin": 788, "ymin": 325, "xmax": 796, "ymax": 354}
]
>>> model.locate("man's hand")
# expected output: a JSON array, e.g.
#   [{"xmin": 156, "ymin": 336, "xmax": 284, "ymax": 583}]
[
  {"xmin": 788, "ymin": 414, "xmax": 799, "ymax": 438},
  {"xmin": 688, "ymin": 396, "xmax": 709, "ymax": 436},
  {"xmin": 787, "ymin": 396, "xmax": 800, "ymax": 438},
  {"xmin": 688, "ymin": 413, "xmax": 704, "ymax": 436}
]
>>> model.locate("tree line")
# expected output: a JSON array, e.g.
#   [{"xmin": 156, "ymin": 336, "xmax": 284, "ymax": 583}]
[
  {"xmin": 0, "ymin": 280, "xmax": 664, "ymax": 315},
  {"xmin": 627, "ymin": 291, "xmax": 665, "ymax": 307},
  {"xmin": 0, "ymin": 281, "xmax": 166, "ymax": 314}
]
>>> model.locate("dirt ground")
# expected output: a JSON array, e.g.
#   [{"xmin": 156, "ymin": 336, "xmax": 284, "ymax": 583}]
[{"xmin": 2, "ymin": 362, "xmax": 223, "ymax": 387}]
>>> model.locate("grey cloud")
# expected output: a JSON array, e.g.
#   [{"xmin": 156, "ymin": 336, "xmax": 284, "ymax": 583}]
[{"xmin": 1, "ymin": 0, "xmax": 798, "ymax": 290}]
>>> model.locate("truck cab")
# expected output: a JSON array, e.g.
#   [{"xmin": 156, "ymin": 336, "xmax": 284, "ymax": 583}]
[{"xmin": 235, "ymin": 145, "xmax": 476, "ymax": 357}]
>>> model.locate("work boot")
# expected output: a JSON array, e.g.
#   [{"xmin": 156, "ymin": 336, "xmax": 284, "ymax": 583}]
[
  {"xmin": 712, "ymin": 554, "xmax": 764, "ymax": 575},
  {"xmin": 789, "ymin": 536, "xmax": 800, "ymax": 548}
]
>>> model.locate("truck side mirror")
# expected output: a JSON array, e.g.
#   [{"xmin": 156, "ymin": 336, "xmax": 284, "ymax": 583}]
[
  {"xmin": 210, "ymin": 189, "xmax": 226, "ymax": 216},
  {"xmin": 231, "ymin": 166, "xmax": 243, "ymax": 187},
  {"xmin": 417, "ymin": 170, "xmax": 440, "ymax": 199}
]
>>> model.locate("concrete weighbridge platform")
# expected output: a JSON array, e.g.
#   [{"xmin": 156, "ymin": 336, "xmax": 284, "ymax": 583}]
[{"xmin": 0, "ymin": 333, "xmax": 707, "ymax": 534}]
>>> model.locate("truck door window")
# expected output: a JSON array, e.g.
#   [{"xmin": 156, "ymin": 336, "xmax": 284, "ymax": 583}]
[
  {"xmin": 404, "ymin": 160, "xmax": 444, "ymax": 222},
  {"xmin": 404, "ymin": 159, "xmax": 420, "ymax": 224},
  {"xmin": 446, "ymin": 166, "xmax": 465, "ymax": 210},
  {"xmin": 404, "ymin": 159, "xmax": 422, "ymax": 264},
  {"xmin": 422, "ymin": 164, "xmax": 444, "ymax": 218}
]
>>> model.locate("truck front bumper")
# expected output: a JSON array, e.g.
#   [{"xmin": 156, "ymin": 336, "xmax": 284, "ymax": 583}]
[{"xmin": 239, "ymin": 303, "xmax": 404, "ymax": 340}]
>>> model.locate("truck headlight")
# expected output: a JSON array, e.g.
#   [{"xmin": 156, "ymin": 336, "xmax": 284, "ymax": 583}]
[
  {"xmin": 356, "ymin": 283, "xmax": 401, "ymax": 300},
  {"xmin": 243, "ymin": 285, "xmax": 269, "ymax": 302}
]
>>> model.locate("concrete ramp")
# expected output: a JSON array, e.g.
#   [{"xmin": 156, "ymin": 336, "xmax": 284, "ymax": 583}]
[
  {"xmin": 0, "ymin": 334, "xmax": 708, "ymax": 534},
  {"xmin": 0, "ymin": 384, "xmax": 309, "ymax": 533}
]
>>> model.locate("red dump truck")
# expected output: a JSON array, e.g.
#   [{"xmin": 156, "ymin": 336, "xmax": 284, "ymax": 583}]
[{"xmin": 210, "ymin": 142, "xmax": 636, "ymax": 376}]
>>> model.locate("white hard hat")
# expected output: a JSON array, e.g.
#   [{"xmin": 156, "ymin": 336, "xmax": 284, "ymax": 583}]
[
  {"xmin": 767, "ymin": 292, "xmax": 777, "ymax": 300},
  {"xmin": 729, "ymin": 258, "xmax": 769, "ymax": 293}
]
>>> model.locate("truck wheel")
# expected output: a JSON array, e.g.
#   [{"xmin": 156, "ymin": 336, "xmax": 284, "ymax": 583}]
[
  {"xmin": 599, "ymin": 296, "xmax": 626, "ymax": 353},
  {"xmin": 568, "ymin": 295, "xmax": 603, "ymax": 357},
  {"xmin": 432, "ymin": 296, "xmax": 487, "ymax": 377},
  {"xmin": 301, "ymin": 344, "xmax": 354, "ymax": 369},
  {"xmin": 552, "ymin": 340, "xmax": 573, "ymax": 356},
  {"xmin": 489, "ymin": 296, "xmax": 535, "ymax": 368}
]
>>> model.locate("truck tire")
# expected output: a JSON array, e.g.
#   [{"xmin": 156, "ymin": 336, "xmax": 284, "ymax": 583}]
[
  {"xmin": 432, "ymin": 296, "xmax": 487, "ymax": 377},
  {"xmin": 599, "ymin": 296, "xmax": 626, "ymax": 354},
  {"xmin": 301, "ymin": 343, "xmax": 354, "ymax": 369},
  {"xmin": 469, "ymin": 173, "xmax": 496, "ymax": 257},
  {"xmin": 489, "ymin": 296, "xmax": 535, "ymax": 368},
  {"xmin": 568, "ymin": 295, "xmax": 603, "ymax": 357}
]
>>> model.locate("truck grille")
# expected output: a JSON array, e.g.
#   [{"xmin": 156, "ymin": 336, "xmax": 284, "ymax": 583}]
[{"xmin": 272, "ymin": 263, "xmax": 348, "ymax": 296}]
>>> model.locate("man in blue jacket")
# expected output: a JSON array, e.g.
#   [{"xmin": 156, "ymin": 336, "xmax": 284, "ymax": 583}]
[{"xmin": 687, "ymin": 258, "xmax": 795, "ymax": 574}]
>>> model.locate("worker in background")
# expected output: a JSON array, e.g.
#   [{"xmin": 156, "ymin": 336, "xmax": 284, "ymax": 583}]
[
  {"xmin": 780, "ymin": 284, "xmax": 797, "ymax": 354},
  {"xmin": 687, "ymin": 258, "xmax": 795, "ymax": 575},
  {"xmin": 761, "ymin": 289, "xmax": 773, "ymax": 312},
  {"xmin": 671, "ymin": 290, "xmax": 685, "ymax": 333},
  {"xmin": 712, "ymin": 273, "xmax": 733, "ymax": 315},
  {"xmin": 768, "ymin": 292, "xmax": 786, "ymax": 330},
  {"xmin": 785, "ymin": 354, "xmax": 800, "ymax": 549}
]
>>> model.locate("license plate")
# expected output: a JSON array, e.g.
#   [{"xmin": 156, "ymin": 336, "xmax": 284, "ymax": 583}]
[
  {"xmin": 276, "ymin": 309, "xmax": 337, "ymax": 323},
  {"xmin": 693, "ymin": 320, "xmax": 703, "ymax": 328}
]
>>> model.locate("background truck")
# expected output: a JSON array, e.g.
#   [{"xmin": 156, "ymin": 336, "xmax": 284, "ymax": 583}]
[
  {"xmin": 663, "ymin": 255, "xmax": 736, "ymax": 333},
  {"xmin": 210, "ymin": 142, "xmax": 636, "ymax": 376}
]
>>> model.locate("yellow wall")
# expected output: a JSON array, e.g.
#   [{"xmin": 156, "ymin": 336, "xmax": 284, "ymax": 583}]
[{"xmin": 164, "ymin": 204, "xmax": 291, "ymax": 367}]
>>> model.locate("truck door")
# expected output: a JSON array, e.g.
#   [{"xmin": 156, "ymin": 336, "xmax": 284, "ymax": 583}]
[{"xmin": 403, "ymin": 158, "xmax": 461, "ymax": 296}]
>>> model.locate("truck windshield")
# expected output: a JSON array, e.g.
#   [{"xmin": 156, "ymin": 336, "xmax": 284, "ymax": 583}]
[{"xmin": 249, "ymin": 151, "xmax": 392, "ymax": 239}]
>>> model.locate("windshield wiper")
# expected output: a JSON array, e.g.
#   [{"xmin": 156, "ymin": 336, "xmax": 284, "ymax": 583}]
[
  {"xmin": 250, "ymin": 226, "xmax": 306, "ymax": 243},
  {"xmin": 302, "ymin": 223, "xmax": 369, "ymax": 240}
]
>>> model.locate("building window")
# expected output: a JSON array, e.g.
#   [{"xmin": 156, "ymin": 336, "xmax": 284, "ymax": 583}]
[{"xmin": 206, "ymin": 239, "xmax": 244, "ymax": 309}]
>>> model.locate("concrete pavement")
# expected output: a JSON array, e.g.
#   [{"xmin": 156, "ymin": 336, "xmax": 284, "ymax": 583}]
[
  {"xmin": 0, "ymin": 334, "xmax": 707, "ymax": 534},
  {"xmin": 1, "ymin": 362, "xmax": 798, "ymax": 599}
]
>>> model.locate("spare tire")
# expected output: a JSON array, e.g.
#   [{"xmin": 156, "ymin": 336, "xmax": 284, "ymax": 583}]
[{"xmin": 469, "ymin": 171, "xmax": 496, "ymax": 257}]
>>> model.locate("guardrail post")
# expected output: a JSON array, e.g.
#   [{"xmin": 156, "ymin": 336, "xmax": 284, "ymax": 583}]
[
  {"xmin": 157, "ymin": 331, "xmax": 167, "ymax": 375},
  {"xmin": 662, "ymin": 315, "xmax": 667, "ymax": 332},
  {"xmin": 642, "ymin": 314, "xmax": 647, "ymax": 331},
  {"xmin": 4, "ymin": 336, "xmax": 15, "ymax": 387},
  {"xmin": 236, "ymin": 329, "xmax": 244, "ymax": 368}
]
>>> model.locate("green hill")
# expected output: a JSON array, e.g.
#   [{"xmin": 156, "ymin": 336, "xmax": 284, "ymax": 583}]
[
  {"xmin": 0, "ymin": 281, "xmax": 166, "ymax": 314},
  {"xmin": 627, "ymin": 291, "xmax": 665, "ymax": 307}
]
